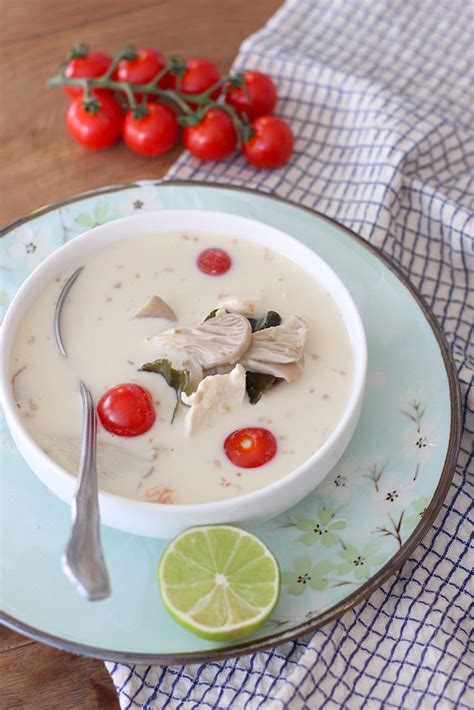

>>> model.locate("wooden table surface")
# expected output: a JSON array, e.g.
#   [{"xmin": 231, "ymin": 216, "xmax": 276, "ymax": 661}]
[{"xmin": 0, "ymin": 1, "xmax": 281, "ymax": 708}]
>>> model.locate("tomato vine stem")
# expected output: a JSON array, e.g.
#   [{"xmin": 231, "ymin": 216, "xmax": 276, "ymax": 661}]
[{"xmin": 48, "ymin": 47, "xmax": 253, "ymax": 139}]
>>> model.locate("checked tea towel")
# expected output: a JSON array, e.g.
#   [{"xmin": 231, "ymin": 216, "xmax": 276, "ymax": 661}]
[{"xmin": 107, "ymin": 0, "xmax": 473, "ymax": 707}]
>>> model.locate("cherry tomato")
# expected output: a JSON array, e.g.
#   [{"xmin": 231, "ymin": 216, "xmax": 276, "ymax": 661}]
[
  {"xmin": 197, "ymin": 248, "xmax": 232, "ymax": 275},
  {"xmin": 224, "ymin": 427, "xmax": 277, "ymax": 468},
  {"xmin": 123, "ymin": 103, "xmax": 178, "ymax": 157},
  {"xmin": 117, "ymin": 48, "xmax": 172, "ymax": 92},
  {"xmin": 98, "ymin": 383, "xmax": 156, "ymax": 437},
  {"xmin": 225, "ymin": 71, "xmax": 277, "ymax": 119},
  {"xmin": 183, "ymin": 109, "xmax": 237, "ymax": 161},
  {"xmin": 66, "ymin": 93, "xmax": 122, "ymax": 150},
  {"xmin": 242, "ymin": 115, "xmax": 294, "ymax": 169},
  {"xmin": 177, "ymin": 58, "xmax": 221, "ymax": 100},
  {"xmin": 64, "ymin": 51, "xmax": 112, "ymax": 98}
]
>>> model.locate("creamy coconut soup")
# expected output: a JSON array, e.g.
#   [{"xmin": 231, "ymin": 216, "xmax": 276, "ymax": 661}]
[{"xmin": 11, "ymin": 232, "xmax": 353, "ymax": 504}]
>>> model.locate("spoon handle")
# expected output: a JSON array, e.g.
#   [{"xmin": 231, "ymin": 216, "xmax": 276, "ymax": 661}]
[
  {"xmin": 62, "ymin": 381, "xmax": 111, "ymax": 601},
  {"xmin": 53, "ymin": 266, "xmax": 84, "ymax": 357}
]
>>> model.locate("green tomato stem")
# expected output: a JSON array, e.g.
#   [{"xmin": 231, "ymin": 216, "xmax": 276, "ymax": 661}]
[
  {"xmin": 155, "ymin": 88, "xmax": 194, "ymax": 115},
  {"xmin": 122, "ymin": 83, "xmax": 138, "ymax": 112},
  {"xmin": 195, "ymin": 76, "xmax": 227, "ymax": 101},
  {"xmin": 194, "ymin": 100, "xmax": 252, "ymax": 141},
  {"xmin": 48, "ymin": 56, "xmax": 249, "ymax": 131},
  {"xmin": 144, "ymin": 64, "xmax": 170, "ymax": 90},
  {"xmin": 102, "ymin": 53, "xmax": 123, "ymax": 81},
  {"xmin": 82, "ymin": 80, "xmax": 93, "ymax": 102}
]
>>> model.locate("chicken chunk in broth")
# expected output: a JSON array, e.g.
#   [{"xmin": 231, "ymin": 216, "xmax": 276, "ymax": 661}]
[{"xmin": 11, "ymin": 231, "xmax": 353, "ymax": 504}]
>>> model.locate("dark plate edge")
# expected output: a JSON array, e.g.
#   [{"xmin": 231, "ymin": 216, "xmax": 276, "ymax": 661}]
[{"xmin": 0, "ymin": 179, "xmax": 463, "ymax": 665}]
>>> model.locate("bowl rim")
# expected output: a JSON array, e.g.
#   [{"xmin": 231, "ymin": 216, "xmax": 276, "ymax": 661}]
[{"xmin": 1, "ymin": 208, "xmax": 367, "ymax": 515}]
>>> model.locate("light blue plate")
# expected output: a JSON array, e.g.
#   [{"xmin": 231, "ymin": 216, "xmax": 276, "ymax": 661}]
[{"xmin": 0, "ymin": 182, "xmax": 461, "ymax": 663}]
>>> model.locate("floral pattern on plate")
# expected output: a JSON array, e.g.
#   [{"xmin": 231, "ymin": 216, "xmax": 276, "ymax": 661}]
[{"xmin": 0, "ymin": 182, "xmax": 456, "ymax": 658}]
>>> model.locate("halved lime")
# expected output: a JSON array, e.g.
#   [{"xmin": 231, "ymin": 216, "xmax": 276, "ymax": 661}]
[{"xmin": 158, "ymin": 525, "xmax": 280, "ymax": 640}]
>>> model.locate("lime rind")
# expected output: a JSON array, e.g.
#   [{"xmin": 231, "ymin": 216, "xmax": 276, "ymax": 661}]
[{"xmin": 158, "ymin": 525, "xmax": 280, "ymax": 641}]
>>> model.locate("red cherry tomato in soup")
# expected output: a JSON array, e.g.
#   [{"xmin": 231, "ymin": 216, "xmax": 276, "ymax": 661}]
[
  {"xmin": 117, "ymin": 48, "xmax": 172, "ymax": 91},
  {"xmin": 64, "ymin": 51, "xmax": 112, "ymax": 98},
  {"xmin": 226, "ymin": 71, "xmax": 277, "ymax": 119},
  {"xmin": 243, "ymin": 115, "xmax": 294, "ymax": 169},
  {"xmin": 178, "ymin": 58, "xmax": 221, "ymax": 100},
  {"xmin": 183, "ymin": 108, "xmax": 237, "ymax": 161},
  {"xmin": 224, "ymin": 427, "xmax": 277, "ymax": 468},
  {"xmin": 123, "ymin": 103, "xmax": 178, "ymax": 157},
  {"xmin": 98, "ymin": 383, "xmax": 156, "ymax": 437},
  {"xmin": 197, "ymin": 248, "xmax": 232, "ymax": 275},
  {"xmin": 66, "ymin": 93, "xmax": 122, "ymax": 150}
]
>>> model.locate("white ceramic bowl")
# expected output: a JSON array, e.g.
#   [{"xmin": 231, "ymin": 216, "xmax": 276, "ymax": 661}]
[{"xmin": 1, "ymin": 210, "xmax": 367, "ymax": 538}]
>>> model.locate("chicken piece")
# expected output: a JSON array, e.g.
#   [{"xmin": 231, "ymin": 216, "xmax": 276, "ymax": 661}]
[
  {"xmin": 181, "ymin": 364, "xmax": 246, "ymax": 435},
  {"xmin": 150, "ymin": 312, "xmax": 252, "ymax": 369},
  {"xmin": 218, "ymin": 297, "xmax": 262, "ymax": 316},
  {"xmin": 240, "ymin": 316, "xmax": 308, "ymax": 379},
  {"xmin": 131, "ymin": 295, "xmax": 177, "ymax": 321}
]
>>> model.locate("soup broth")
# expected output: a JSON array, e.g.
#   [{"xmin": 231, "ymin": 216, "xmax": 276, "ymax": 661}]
[{"xmin": 11, "ymin": 231, "xmax": 353, "ymax": 504}]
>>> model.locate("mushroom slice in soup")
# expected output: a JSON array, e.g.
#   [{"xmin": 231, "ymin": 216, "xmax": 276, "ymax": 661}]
[
  {"xmin": 131, "ymin": 295, "xmax": 177, "ymax": 321},
  {"xmin": 181, "ymin": 364, "xmax": 246, "ymax": 435},
  {"xmin": 150, "ymin": 312, "xmax": 252, "ymax": 369},
  {"xmin": 217, "ymin": 297, "xmax": 262, "ymax": 316},
  {"xmin": 203, "ymin": 364, "xmax": 234, "ymax": 377},
  {"xmin": 248, "ymin": 358, "xmax": 305, "ymax": 383},
  {"xmin": 240, "ymin": 315, "xmax": 308, "ymax": 378},
  {"xmin": 182, "ymin": 358, "xmax": 204, "ymax": 392}
]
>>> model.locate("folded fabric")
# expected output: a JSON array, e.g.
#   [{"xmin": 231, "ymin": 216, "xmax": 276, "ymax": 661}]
[{"xmin": 107, "ymin": 0, "xmax": 473, "ymax": 707}]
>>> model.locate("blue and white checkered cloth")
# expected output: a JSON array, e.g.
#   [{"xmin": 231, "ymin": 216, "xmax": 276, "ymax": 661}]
[{"xmin": 107, "ymin": 1, "xmax": 473, "ymax": 706}]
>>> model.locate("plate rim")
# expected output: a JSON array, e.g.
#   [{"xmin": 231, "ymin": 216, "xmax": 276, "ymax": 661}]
[{"xmin": 0, "ymin": 180, "xmax": 462, "ymax": 665}]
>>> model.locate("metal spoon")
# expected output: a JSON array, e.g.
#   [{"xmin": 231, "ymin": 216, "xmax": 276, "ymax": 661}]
[
  {"xmin": 54, "ymin": 266, "xmax": 84, "ymax": 357},
  {"xmin": 54, "ymin": 267, "xmax": 111, "ymax": 600}
]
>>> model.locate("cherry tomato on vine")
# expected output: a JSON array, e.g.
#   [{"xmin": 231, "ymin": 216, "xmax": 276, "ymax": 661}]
[
  {"xmin": 64, "ymin": 51, "xmax": 112, "ymax": 98},
  {"xmin": 225, "ymin": 71, "xmax": 277, "ymax": 119},
  {"xmin": 243, "ymin": 115, "xmax": 294, "ymax": 169},
  {"xmin": 197, "ymin": 248, "xmax": 232, "ymax": 275},
  {"xmin": 123, "ymin": 103, "xmax": 178, "ymax": 157},
  {"xmin": 183, "ymin": 108, "xmax": 237, "ymax": 161},
  {"xmin": 66, "ymin": 93, "xmax": 123, "ymax": 150},
  {"xmin": 117, "ymin": 48, "xmax": 172, "ymax": 91},
  {"xmin": 177, "ymin": 58, "xmax": 221, "ymax": 101},
  {"xmin": 98, "ymin": 383, "xmax": 156, "ymax": 437},
  {"xmin": 224, "ymin": 427, "xmax": 277, "ymax": 468}
]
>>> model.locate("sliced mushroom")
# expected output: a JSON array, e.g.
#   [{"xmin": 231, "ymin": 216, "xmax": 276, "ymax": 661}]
[
  {"xmin": 248, "ymin": 357, "xmax": 305, "ymax": 382},
  {"xmin": 240, "ymin": 315, "xmax": 307, "ymax": 378},
  {"xmin": 182, "ymin": 358, "xmax": 204, "ymax": 393},
  {"xmin": 203, "ymin": 364, "xmax": 234, "ymax": 377},
  {"xmin": 218, "ymin": 297, "xmax": 262, "ymax": 316},
  {"xmin": 131, "ymin": 295, "xmax": 177, "ymax": 321},
  {"xmin": 181, "ymin": 364, "xmax": 246, "ymax": 435},
  {"xmin": 150, "ymin": 312, "xmax": 252, "ymax": 369}
]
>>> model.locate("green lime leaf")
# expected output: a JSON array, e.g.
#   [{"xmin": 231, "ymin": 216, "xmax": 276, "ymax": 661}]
[
  {"xmin": 248, "ymin": 310, "xmax": 281, "ymax": 332},
  {"xmin": 139, "ymin": 358, "xmax": 190, "ymax": 422},
  {"xmin": 245, "ymin": 371, "xmax": 276, "ymax": 404}
]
